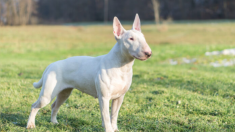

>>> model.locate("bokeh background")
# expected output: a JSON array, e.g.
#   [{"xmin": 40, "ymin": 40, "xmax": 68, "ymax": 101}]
[
  {"xmin": 1, "ymin": 0, "xmax": 235, "ymax": 25},
  {"xmin": 1, "ymin": 0, "xmax": 235, "ymax": 131}
]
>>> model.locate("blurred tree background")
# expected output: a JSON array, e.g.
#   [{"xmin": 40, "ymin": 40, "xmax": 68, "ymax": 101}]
[{"xmin": 0, "ymin": 0, "xmax": 235, "ymax": 25}]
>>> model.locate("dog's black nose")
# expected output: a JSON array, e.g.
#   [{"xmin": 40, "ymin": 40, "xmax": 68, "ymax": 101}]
[{"xmin": 145, "ymin": 51, "xmax": 152, "ymax": 58}]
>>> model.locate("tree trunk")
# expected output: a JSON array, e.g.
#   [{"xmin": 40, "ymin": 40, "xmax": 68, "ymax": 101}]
[
  {"xmin": 104, "ymin": 0, "xmax": 108, "ymax": 23},
  {"xmin": 151, "ymin": 0, "xmax": 160, "ymax": 24},
  {"xmin": 0, "ymin": 1, "xmax": 2, "ymax": 25},
  {"xmin": 1, "ymin": 0, "xmax": 34, "ymax": 25},
  {"xmin": 19, "ymin": 0, "xmax": 27, "ymax": 25},
  {"xmin": 5, "ymin": 1, "xmax": 13, "ymax": 25},
  {"xmin": 223, "ymin": 0, "xmax": 227, "ymax": 18},
  {"xmin": 26, "ymin": 0, "xmax": 33, "ymax": 25},
  {"xmin": 11, "ymin": 0, "xmax": 19, "ymax": 25}
]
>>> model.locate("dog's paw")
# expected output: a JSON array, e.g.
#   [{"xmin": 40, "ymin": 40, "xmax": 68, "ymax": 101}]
[
  {"xmin": 105, "ymin": 128, "xmax": 114, "ymax": 132},
  {"xmin": 112, "ymin": 125, "xmax": 119, "ymax": 132},
  {"xmin": 51, "ymin": 120, "xmax": 59, "ymax": 124},
  {"xmin": 114, "ymin": 128, "xmax": 119, "ymax": 132},
  {"xmin": 113, "ymin": 127, "xmax": 119, "ymax": 132},
  {"xmin": 26, "ymin": 122, "xmax": 35, "ymax": 129}
]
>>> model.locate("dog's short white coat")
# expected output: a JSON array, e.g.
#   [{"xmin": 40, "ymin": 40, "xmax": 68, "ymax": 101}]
[{"xmin": 26, "ymin": 14, "xmax": 151, "ymax": 132}]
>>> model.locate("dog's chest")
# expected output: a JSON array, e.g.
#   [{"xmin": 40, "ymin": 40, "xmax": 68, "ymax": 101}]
[{"xmin": 109, "ymin": 71, "xmax": 132, "ymax": 98}]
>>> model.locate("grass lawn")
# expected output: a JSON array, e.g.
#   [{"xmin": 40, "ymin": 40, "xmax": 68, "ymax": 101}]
[{"xmin": 1, "ymin": 23, "xmax": 235, "ymax": 131}]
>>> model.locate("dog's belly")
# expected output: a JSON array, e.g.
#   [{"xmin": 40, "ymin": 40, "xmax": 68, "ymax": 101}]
[{"xmin": 71, "ymin": 78, "xmax": 98, "ymax": 98}]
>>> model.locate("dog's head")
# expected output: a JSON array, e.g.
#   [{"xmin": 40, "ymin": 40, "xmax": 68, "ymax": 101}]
[{"xmin": 113, "ymin": 14, "xmax": 152, "ymax": 61}]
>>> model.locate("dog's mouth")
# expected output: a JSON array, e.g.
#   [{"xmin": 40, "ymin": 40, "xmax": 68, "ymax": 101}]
[{"xmin": 133, "ymin": 56, "xmax": 148, "ymax": 61}]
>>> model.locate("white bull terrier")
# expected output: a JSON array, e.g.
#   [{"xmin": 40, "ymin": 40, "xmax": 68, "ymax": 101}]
[{"xmin": 26, "ymin": 14, "xmax": 152, "ymax": 132}]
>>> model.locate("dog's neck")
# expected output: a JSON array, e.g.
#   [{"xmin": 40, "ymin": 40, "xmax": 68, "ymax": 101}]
[{"xmin": 105, "ymin": 42, "xmax": 135, "ymax": 72}]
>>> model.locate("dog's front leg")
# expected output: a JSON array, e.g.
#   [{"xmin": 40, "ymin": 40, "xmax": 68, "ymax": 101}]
[
  {"xmin": 98, "ymin": 96, "xmax": 113, "ymax": 132},
  {"xmin": 110, "ymin": 95, "xmax": 124, "ymax": 132}
]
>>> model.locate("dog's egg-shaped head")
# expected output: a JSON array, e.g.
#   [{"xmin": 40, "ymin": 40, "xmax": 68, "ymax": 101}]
[{"xmin": 113, "ymin": 14, "xmax": 152, "ymax": 61}]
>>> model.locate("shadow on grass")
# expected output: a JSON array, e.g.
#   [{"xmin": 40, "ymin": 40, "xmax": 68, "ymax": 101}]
[
  {"xmin": 0, "ymin": 112, "xmax": 27, "ymax": 127},
  {"xmin": 118, "ymin": 113, "xmax": 195, "ymax": 131},
  {"xmin": 0, "ymin": 108, "xmax": 102, "ymax": 131},
  {"xmin": 133, "ymin": 71, "xmax": 235, "ymax": 98},
  {"xmin": 34, "ymin": 111, "xmax": 103, "ymax": 131},
  {"xmin": 118, "ymin": 113, "xmax": 233, "ymax": 131},
  {"xmin": 53, "ymin": 116, "xmax": 103, "ymax": 131}
]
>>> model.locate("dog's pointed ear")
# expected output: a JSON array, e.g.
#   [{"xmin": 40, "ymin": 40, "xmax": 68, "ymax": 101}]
[
  {"xmin": 113, "ymin": 17, "xmax": 126, "ymax": 39},
  {"xmin": 132, "ymin": 14, "xmax": 141, "ymax": 32}
]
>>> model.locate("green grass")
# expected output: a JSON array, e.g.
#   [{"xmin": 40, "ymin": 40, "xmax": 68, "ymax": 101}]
[{"xmin": 1, "ymin": 23, "xmax": 235, "ymax": 131}]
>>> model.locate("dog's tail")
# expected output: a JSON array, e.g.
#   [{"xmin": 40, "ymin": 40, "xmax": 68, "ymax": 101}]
[
  {"xmin": 33, "ymin": 65, "xmax": 51, "ymax": 89},
  {"xmin": 33, "ymin": 78, "xmax": 43, "ymax": 88}
]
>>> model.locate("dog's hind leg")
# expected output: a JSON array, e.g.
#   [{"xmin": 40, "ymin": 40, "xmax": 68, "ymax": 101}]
[
  {"xmin": 26, "ymin": 96, "xmax": 51, "ymax": 128},
  {"xmin": 51, "ymin": 88, "xmax": 73, "ymax": 124},
  {"xmin": 26, "ymin": 71, "xmax": 61, "ymax": 129}
]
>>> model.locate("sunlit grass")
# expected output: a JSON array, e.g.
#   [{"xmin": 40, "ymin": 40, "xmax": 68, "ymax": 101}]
[{"xmin": 1, "ymin": 23, "xmax": 235, "ymax": 131}]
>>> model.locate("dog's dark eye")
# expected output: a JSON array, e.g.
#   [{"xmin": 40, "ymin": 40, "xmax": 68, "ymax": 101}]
[{"xmin": 130, "ymin": 38, "xmax": 134, "ymax": 41}]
